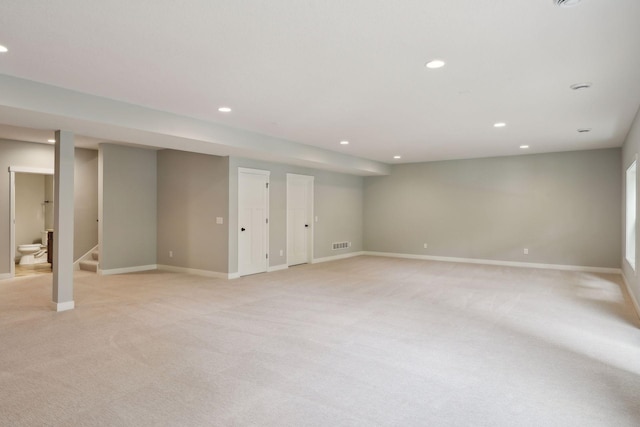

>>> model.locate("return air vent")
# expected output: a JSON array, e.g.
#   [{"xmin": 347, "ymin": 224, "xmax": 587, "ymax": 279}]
[{"xmin": 332, "ymin": 241, "xmax": 351, "ymax": 250}]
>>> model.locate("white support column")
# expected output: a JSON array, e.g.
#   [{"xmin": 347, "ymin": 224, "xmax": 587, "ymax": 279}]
[{"xmin": 52, "ymin": 130, "xmax": 75, "ymax": 312}]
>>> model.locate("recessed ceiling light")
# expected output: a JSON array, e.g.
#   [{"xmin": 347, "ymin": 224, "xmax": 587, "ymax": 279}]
[
  {"xmin": 570, "ymin": 82, "xmax": 592, "ymax": 90},
  {"xmin": 494, "ymin": 122, "xmax": 506, "ymax": 128},
  {"xmin": 520, "ymin": 145, "xmax": 529, "ymax": 149},
  {"xmin": 47, "ymin": 139, "xmax": 55, "ymax": 143},
  {"xmin": 425, "ymin": 59, "xmax": 445, "ymax": 69},
  {"xmin": 340, "ymin": 140, "xmax": 349, "ymax": 145},
  {"xmin": 554, "ymin": 0, "xmax": 582, "ymax": 7},
  {"xmin": 393, "ymin": 155, "xmax": 402, "ymax": 159},
  {"xmin": 0, "ymin": 45, "xmax": 7, "ymax": 53},
  {"xmin": 218, "ymin": 107, "xmax": 232, "ymax": 113},
  {"xmin": 577, "ymin": 128, "xmax": 591, "ymax": 133}
]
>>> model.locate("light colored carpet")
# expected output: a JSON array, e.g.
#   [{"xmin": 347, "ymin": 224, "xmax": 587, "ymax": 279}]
[{"xmin": 1, "ymin": 256, "xmax": 639, "ymax": 426}]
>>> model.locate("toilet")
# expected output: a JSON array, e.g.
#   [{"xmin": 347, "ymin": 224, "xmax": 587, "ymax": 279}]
[{"xmin": 17, "ymin": 231, "xmax": 49, "ymax": 265}]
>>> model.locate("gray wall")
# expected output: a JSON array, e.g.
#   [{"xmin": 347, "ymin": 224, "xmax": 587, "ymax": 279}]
[
  {"xmin": 157, "ymin": 150, "xmax": 229, "ymax": 273},
  {"xmin": 0, "ymin": 140, "xmax": 98, "ymax": 276},
  {"xmin": 228, "ymin": 157, "xmax": 364, "ymax": 273},
  {"xmin": 99, "ymin": 144, "xmax": 157, "ymax": 271},
  {"xmin": 364, "ymin": 149, "xmax": 621, "ymax": 268},
  {"xmin": 74, "ymin": 149, "xmax": 98, "ymax": 260},
  {"xmin": 15, "ymin": 173, "xmax": 45, "ymax": 254},
  {"xmin": 622, "ymin": 106, "xmax": 640, "ymax": 305}
]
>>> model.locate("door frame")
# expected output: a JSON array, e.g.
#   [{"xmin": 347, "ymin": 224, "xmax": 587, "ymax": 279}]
[
  {"xmin": 8, "ymin": 166, "xmax": 55, "ymax": 278},
  {"xmin": 237, "ymin": 167, "xmax": 270, "ymax": 276},
  {"xmin": 286, "ymin": 173, "xmax": 314, "ymax": 266}
]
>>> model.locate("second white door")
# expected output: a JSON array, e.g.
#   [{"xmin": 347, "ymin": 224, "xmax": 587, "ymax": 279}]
[{"xmin": 287, "ymin": 174, "xmax": 314, "ymax": 266}]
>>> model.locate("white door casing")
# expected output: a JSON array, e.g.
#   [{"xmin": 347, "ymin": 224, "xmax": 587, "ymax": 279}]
[
  {"xmin": 287, "ymin": 173, "xmax": 314, "ymax": 266},
  {"xmin": 238, "ymin": 168, "xmax": 269, "ymax": 276}
]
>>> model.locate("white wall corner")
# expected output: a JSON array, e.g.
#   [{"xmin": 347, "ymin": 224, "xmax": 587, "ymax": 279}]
[
  {"xmin": 52, "ymin": 300, "xmax": 75, "ymax": 312},
  {"xmin": 621, "ymin": 273, "xmax": 640, "ymax": 324},
  {"xmin": 228, "ymin": 272, "xmax": 241, "ymax": 280}
]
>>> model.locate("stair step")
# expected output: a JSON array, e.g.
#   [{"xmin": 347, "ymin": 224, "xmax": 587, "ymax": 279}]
[
  {"xmin": 91, "ymin": 251, "xmax": 99, "ymax": 261},
  {"xmin": 79, "ymin": 260, "xmax": 98, "ymax": 272}
]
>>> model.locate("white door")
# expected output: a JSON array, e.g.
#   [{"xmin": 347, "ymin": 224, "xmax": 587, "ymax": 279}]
[
  {"xmin": 238, "ymin": 168, "xmax": 269, "ymax": 276},
  {"xmin": 287, "ymin": 174, "xmax": 314, "ymax": 266}
]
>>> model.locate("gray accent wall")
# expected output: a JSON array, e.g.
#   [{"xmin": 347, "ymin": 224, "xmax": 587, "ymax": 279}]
[
  {"xmin": 228, "ymin": 157, "xmax": 364, "ymax": 273},
  {"xmin": 99, "ymin": 144, "xmax": 157, "ymax": 271},
  {"xmin": 157, "ymin": 150, "xmax": 229, "ymax": 273},
  {"xmin": 364, "ymin": 149, "xmax": 621, "ymax": 268},
  {"xmin": 622, "ymin": 106, "xmax": 640, "ymax": 306}
]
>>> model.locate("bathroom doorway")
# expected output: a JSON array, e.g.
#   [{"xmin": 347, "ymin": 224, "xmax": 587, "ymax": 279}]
[{"xmin": 8, "ymin": 167, "xmax": 55, "ymax": 278}]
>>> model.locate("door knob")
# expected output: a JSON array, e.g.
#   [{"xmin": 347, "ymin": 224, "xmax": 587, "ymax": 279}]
[
  {"xmin": 305, "ymin": 224, "xmax": 309, "ymax": 228},
  {"xmin": 241, "ymin": 227, "xmax": 246, "ymax": 231}
]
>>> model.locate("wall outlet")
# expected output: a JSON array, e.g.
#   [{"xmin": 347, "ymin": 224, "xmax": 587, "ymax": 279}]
[
  {"xmin": 524, "ymin": 248, "xmax": 528, "ymax": 255},
  {"xmin": 280, "ymin": 249, "xmax": 284, "ymax": 256},
  {"xmin": 315, "ymin": 216, "xmax": 318, "ymax": 222},
  {"xmin": 169, "ymin": 250, "xmax": 173, "ymax": 258},
  {"xmin": 216, "ymin": 217, "xmax": 223, "ymax": 224},
  {"xmin": 423, "ymin": 243, "xmax": 428, "ymax": 249}
]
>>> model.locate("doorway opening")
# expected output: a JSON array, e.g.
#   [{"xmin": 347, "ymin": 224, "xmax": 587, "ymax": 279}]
[{"xmin": 9, "ymin": 166, "xmax": 55, "ymax": 278}]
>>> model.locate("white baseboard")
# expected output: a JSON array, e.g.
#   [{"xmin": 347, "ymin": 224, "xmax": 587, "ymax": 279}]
[
  {"xmin": 74, "ymin": 244, "xmax": 99, "ymax": 271},
  {"xmin": 228, "ymin": 273, "xmax": 241, "ymax": 279},
  {"xmin": 98, "ymin": 264, "xmax": 157, "ymax": 276},
  {"xmin": 0, "ymin": 273, "xmax": 11, "ymax": 281},
  {"xmin": 362, "ymin": 251, "xmax": 622, "ymax": 275},
  {"xmin": 621, "ymin": 273, "xmax": 640, "ymax": 323},
  {"xmin": 312, "ymin": 251, "xmax": 365, "ymax": 264},
  {"xmin": 52, "ymin": 300, "xmax": 75, "ymax": 312},
  {"xmin": 267, "ymin": 264, "xmax": 288, "ymax": 272},
  {"xmin": 157, "ymin": 264, "xmax": 235, "ymax": 280}
]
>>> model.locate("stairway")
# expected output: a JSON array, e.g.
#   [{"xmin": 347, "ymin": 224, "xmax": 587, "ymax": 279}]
[{"xmin": 79, "ymin": 250, "xmax": 99, "ymax": 272}]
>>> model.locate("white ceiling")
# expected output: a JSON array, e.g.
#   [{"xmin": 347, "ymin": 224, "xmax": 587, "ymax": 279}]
[{"xmin": 0, "ymin": 0, "xmax": 639, "ymax": 167}]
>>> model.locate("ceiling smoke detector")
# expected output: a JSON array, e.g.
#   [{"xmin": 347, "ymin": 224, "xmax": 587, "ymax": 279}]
[{"xmin": 554, "ymin": 0, "xmax": 582, "ymax": 7}]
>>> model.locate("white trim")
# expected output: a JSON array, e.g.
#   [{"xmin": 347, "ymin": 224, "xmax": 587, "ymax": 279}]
[
  {"xmin": 362, "ymin": 251, "xmax": 621, "ymax": 274},
  {"xmin": 52, "ymin": 300, "xmax": 75, "ymax": 312},
  {"xmin": 312, "ymin": 251, "xmax": 365, "ymax": 264},
  {"xmin": 98, "ymin": 264, "xmax": 157, "ymax": 276},
  {"xmin": 621, "ymin": 273, "xmax": 640, "ymax": 323},
  {"xmin": 267, "ymin": 264, "xmax": 288, "ymax": 272},
  {"xmin": 157, "ymin": 264, "xmax": 233, "ymax": 279},
  {"xmin": 228, "ymin": 272, "xmax": 241, "ymax": 279},
  {"xmin": 0, "ymin": 273, "xmax": 11, "ymax": 281},
  {"xmin": 74, "ymin": 244, "xmax": 99, "ymax": 270},
  {"xmin": 8, "ymin": 166, "xmax": 55, "ymax": 174}
]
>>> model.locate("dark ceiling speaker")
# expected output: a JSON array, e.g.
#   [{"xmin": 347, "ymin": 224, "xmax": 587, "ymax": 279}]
[{"xmin": 554, "ymin": 0, "xmax": 582, "ymax": 7}]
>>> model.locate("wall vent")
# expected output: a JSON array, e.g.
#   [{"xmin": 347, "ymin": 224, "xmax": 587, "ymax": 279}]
[{"xmin": 332, "ymin": 241, "xmax": 351, "ymax": 250}]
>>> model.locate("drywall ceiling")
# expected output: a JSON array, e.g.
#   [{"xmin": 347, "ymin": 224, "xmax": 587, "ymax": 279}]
[{"xmin": 0, "ymin": 0, "xmax": 639, "ymax": 167}]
